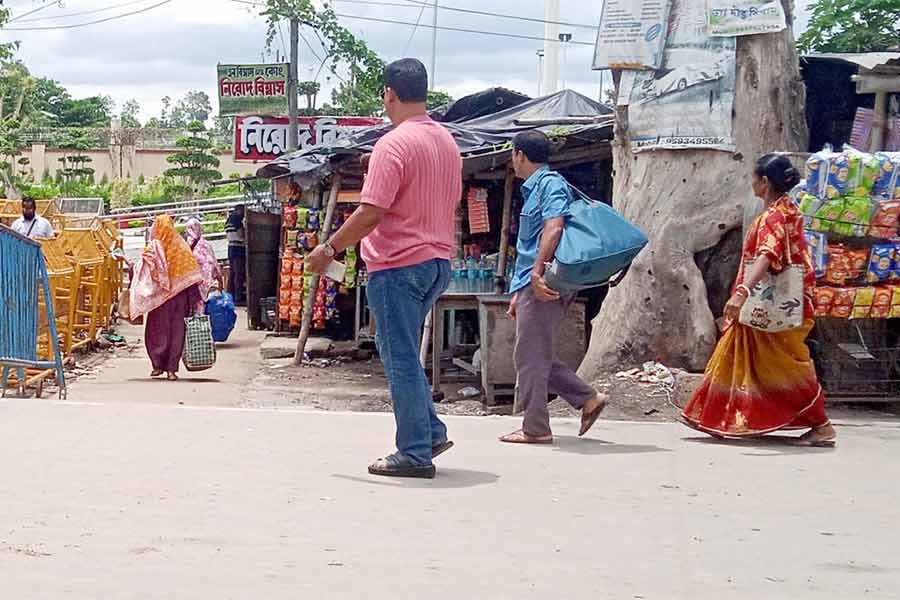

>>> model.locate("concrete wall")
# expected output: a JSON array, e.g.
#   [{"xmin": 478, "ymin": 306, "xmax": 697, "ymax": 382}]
[{"xmin": 25, "ymin": 144, "xmax": 260, "ymax": 182}]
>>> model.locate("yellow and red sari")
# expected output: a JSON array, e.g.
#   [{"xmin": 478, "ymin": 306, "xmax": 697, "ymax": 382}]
[{"xmin": 682, "ymin": 197, "xmax": 829, "ymax": 437}]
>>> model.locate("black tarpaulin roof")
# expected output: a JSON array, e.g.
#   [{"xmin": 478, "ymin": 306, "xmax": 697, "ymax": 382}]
[{"xmin": 256, "ymin": 89, "xmax": 614, "ymax": 181}]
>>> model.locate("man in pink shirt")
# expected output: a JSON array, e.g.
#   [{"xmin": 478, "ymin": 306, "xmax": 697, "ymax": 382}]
[{"xmin": 308, "ymin": 59, "xmax": 462, "ymax": 479}]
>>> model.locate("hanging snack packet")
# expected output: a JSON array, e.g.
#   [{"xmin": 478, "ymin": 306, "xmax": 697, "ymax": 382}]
[
  {"xmin": 871, "ymin": 287, "xmax": 893, "ymax": 318},
  {"xmin": 804, "ymin": 231, "xmax": 828, "ymax": 278},
  {"xmin": 848, "ymin": 248, "xmax": 870, "ymax": 279},
  {"xmin": 845, "ymin": 146, "xmax": 880, "ymax": 197},
  {"xmin": 813, "ymin": 287, "xmax": 836, "ymax": 317},
  {"xmin": 296, "ymin": 207, "xmax": 310, "ymax": 230},
  {"xmin": 867, "ymin": 244, "xmax": 896, "ymax": 282},
  {"xmin": 831, "ymin": 287, "xmax": 856, "ymax": 318},
  {"xmin": 806, "ymin": 148, "xmax": 849, "ymax": 198},
  {"xmin": 825, "ymin": 244, "xmax": 851, "ymax": 285},
  {"xmin": 891, "ymin": 286, "xmax": 900, "ymax": 318},
  {"xmin": 799, "ymin": 192, "xmax": 825, "ymax": 228},
  {"xmin": 850, "ymin": 287, "xmax": 875, "ymax": 319},
  {"xmin": 811, "ymin": 198, "xmax": 845, "ymax": 233},
  {"xmin": 283, "ymin": 205, "xmax": 298, "ymax": 229},
  {"xmin": 869, "ymin": 198, "xmax": 900, "ymax": 238},
  {"xmin": 873, "ymin": 152, "xmax": 900, "ymax": 200},
  {"xmin": 834, "ymin": 196, "xmax": 873, "ymax": 237}
]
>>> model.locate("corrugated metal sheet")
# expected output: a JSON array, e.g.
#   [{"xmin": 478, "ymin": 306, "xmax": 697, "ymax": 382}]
[{"xmin": 803, "ymin": 52, "xmax": 900, "ymax": 71}]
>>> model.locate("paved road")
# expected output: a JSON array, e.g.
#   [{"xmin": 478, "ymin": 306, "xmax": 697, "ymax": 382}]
[{"xmin": 3, "ymin": 322, "xmax": 900, "ymax": 598}]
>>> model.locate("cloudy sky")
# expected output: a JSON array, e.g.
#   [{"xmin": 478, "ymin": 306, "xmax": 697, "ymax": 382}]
[{"xmin": 1, "ymin": 0, "xmax": 812, "ymax": 122}]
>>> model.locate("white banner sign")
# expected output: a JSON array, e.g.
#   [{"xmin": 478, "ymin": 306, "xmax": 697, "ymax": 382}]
[
  {"xmin": 593, "ymin": 0, "xmax": 672, "ymax": 71},
  {"xmin": 708, "ymin": 0, "xmax": 787, "ymax": 36},
  {"xmin": 626, "ymin": 0, "xmax": 737, "ymax": 151}
]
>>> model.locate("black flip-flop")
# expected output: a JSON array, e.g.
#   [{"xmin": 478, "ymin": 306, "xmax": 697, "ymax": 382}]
[
  {"xmin": 368, "ymin": 453, "xmax": 436, "ymax": 479},
  {"xmin": 432, "ymin": 440, "xmax": 454, "ymax": 459}
]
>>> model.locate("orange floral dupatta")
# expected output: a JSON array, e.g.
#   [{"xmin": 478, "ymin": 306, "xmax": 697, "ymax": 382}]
[{"xmin": 129, "ymin": 215, "xmax": 204, "ymax": 318}]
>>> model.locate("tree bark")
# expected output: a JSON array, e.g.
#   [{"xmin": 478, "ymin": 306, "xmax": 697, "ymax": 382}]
[{"xmin": 580, "ymin": 0, "xmax": 809, "ymax": 377}]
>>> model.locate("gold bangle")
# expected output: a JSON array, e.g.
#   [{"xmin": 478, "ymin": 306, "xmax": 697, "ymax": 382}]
[{"xmin": 736, "ymin": 284, "xmax": 751, "ymax": 298}]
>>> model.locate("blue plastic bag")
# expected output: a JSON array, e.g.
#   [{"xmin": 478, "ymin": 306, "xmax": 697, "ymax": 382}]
[{"xmin": 205, "ymin": 291, "xmax": 237, "ymax": 343}]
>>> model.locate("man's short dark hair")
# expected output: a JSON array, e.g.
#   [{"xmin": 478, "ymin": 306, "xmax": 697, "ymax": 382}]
[
  {"xmin": 22, "ymin": 196, "xmax": 36, "ymax": 208},
  {"xmin": 512, "ymin": 130, "xmax": 552, "ymax": 164},
  {"xmin": 384, "ymin": 58, "xmax": 428, "ymax": 103}
]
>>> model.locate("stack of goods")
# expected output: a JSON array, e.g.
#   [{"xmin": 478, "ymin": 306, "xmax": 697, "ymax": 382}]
[
  {"xmin": 802, "ymin": 147, "xmax": 900, "ymax": 321},
  {"xmin": 467, "ymin": 187, "xmax": 491, "ymax": 234},
  {"xmin": 278, "ymin": 204, "xmax": 361, "ymax": 330},
  {"xmin": 801, "ymin": 147, "xmax": 900, "ymax": 238}
]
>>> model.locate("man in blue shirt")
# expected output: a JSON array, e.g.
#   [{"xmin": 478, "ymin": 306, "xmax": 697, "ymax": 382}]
[{"xmin": 500, "ymin": 131, "xmax": 607, "ymax": 445}]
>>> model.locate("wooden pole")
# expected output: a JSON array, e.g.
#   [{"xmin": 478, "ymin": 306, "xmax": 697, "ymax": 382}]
[
  {"xmin": 871, "ymin": 91, "xmax": 889, "ymax": 153},
  {"xmin": 287, "ymin": 19, "xmax": 300, "ymax": 152},
  {"xmin": 293, "ymin": 175, "xmax": 342, "ymax": 365},
  {"xmin": 495, "ymin": 168, "xmax": 515, "ymax": 293}
]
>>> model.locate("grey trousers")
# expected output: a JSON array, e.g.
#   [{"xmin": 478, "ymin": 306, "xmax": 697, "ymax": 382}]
[{"xmin": 515, "ymin": 285, "xmax": 595, "ymax": 437}]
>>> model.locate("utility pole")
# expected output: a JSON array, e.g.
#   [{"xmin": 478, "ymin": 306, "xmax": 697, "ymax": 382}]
[
  {"xmin": 429, "ymin": 0, "xmax": 438, "ymax": 89},
  {"xmin": 542, "ymin": 0, "xmax": 560, "ymax": 95},
  {"xmin": 536, "ymin": 50, "xmax": 545, "ymax": 97},
  {"xmin": 287, "ymin": 18, "xmax": 300, "ymax": 152},
  {"xmin": 559, "ymin": 32, "xmax": 572, "ymax": 90}
]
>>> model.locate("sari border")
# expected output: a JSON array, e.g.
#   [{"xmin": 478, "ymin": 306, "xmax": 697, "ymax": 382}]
[{"xmin": 680, "ymin": 384, "xmax": 826, "ymax": 438}]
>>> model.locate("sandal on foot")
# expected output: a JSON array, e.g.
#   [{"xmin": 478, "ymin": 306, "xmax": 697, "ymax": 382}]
[
  {"xmin": 499, "ymin": 429, "xmax": 553, "ymax": 444},
  {"xmin": 166, "ymin": 372, "xmax": 179, "ymax": 381},
  {"xmin": 432, "ymin": 440, "xmax": 454, "ymax": 459},
  {"xmin": 150, "ymin": 370, "xmax": 164, "ymax": 378},
  {"xmin": 579, "ymin": 393, "xmax": 609, "ymax": 437},
  {"xmin": 793, "ymin": 431, "xmax": 836, "ymax": 448},
  {"xmin": 368, "ymin": 453, "xmax": 436, "ymax": 479}
]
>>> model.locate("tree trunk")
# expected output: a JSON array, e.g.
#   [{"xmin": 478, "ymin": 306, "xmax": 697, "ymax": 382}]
[{"xmin": 580, "ymin": 0, "xmax": 808, "ymax": 378}]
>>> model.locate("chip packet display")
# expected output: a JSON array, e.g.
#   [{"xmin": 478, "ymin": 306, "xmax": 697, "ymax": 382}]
[
  {"xmin": 813, "ymin": 287, "xmax": 835, "ymax": 317},
  {"xmin": 868, "ymin": 244, "xmax": 896, "ymax": 282},
  {"xmin": 845, "ymin": 146, "xmax": 881, "ymax": 197},
  {"xmin": 806, "ymin": 148, "xmax": 849, "ymax": 199},
  {"xmin": 850, "ymin": 286, "xmax": 875, "ymax": 319},
  {"xmin": 825, "ymin": 244, "xmax": 851, "ymax": 285},
  {"xmin": 848, "ymin": 248, "xmax": 870, "ymax": 279},
  {"xmin": 811, "ymin": 198, "xmax": 845, "ymax": 233},
  {"xmin": 831, "ymin": 287, "xmax": 856, "ymax": 318},
  {"xmin": 869, "ymin": 198, "xmax": 900, "ymax": 238},
  {"xmin": 833, "ymin": 196, "xmax": 873, "ymax": 237},
  {"xmin": 799, "ymin": 192, "xmax": 825, "ymax": 228},
  {"xmin": 804, "ymin": 231, "xmax": 828, "ymax": 278},
  {"xmin": 873, "ymin": 152, "xmax": 900, "ymax": 200}
]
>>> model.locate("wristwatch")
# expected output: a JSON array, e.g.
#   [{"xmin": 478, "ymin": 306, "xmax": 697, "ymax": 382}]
[{"xmin": 322, "ymin": 241, "xmax": 336, "ymax": 257}]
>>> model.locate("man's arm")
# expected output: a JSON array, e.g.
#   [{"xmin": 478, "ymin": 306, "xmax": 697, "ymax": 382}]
[{"xmin": 530, "ymin": 216, "xmax": 565, "ymax": 301}]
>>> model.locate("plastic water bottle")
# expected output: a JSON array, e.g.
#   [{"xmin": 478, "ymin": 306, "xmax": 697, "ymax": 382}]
[
  {"xmin": 481, "ymin": 259, "xmax": 495, "ymax": 294},
  {"xmin": 466, "ymin": 256, "xmax": 478, "ymax": 293},
  {"xmin": 450, "ymin": 259, "xmax": 464, "ymax": 293}
]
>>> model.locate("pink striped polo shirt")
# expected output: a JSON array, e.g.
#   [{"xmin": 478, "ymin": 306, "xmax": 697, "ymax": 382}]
[{"xmin": 360, "ymin": 115, "xmax": 462, "ymax": 272}]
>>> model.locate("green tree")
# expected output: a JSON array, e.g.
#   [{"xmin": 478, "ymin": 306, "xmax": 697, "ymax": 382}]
[
  {"xmin": 0, "ymin": 61, "xmax": 35, "ymax": 123},
  {"xmin": 798, "ymin": 0, "xmax": 900, "ymax": 53},
  {"xmin": 58, "ymin": 96, "xmax": 114, "ymax": 127},
  {"xmin": 0, "ymin": 118, "xmax": 25, "ymax": 195},
  {"xmin": 56, "ymin": 130, "xmax": 97, "ymax": 195},
  {"xmin": 164, "ymin": 121, "xmax": 222, "ymax": 200},
  {"xmin": 262, "ymin": 1, "xmax": 385, "ymax": 115},
  {"xmin": 298, "ymin": 80, "xmax": 321, "ymax": 110},
  {"xmin": 169, "ymin": 91, "xmax": 212, "ymax": 127},
  {"xmin": 427, "ymin": 90, "xmax": 453, "ymax": 111},
  {"xmin": 120, "ymin": 99, "xmax": 142, "ymax": 128}
]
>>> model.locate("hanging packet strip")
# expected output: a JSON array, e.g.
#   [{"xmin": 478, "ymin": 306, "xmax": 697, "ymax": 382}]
[
  {"xmin": 873, "ymin": 152, "xmax": 900, "ymax": 200},
  {"xmin": 806, "ymin": 147, "xmax": 849, "ymax": 199},
  {"xmin": 804, "ymin": 231, "xmax": 827, "ymax": 279},
  {"xmin": 844, "ymin": 146, "xmax": 881, "ymax": 197}
]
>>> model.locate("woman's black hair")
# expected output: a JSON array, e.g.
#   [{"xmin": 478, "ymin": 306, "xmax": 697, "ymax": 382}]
[{"xmin": 754, "ymin": 153, "xmax": 802, "ymax": 195}]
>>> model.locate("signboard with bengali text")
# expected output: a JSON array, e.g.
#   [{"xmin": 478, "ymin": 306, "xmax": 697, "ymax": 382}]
[
  {"xmin": 707, "ymin": 0, "xmax": 787, "ymax": 37},
  {"xmin": 217, "ymin": 63, "xmax": 289, "ymax": 117},
  {"xmin": 234, "ymin": 115, "xmax": 384, "ymax": 162}
]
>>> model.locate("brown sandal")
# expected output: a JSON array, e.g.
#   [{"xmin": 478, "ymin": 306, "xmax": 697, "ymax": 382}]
[
  {"xmin": 166, "ymin": 372, "xmax": 179, "ymax": 381},
  {"xmin": 579, "ymin": 393, "xmax": 609, "ymax": 437},
  {"xmin": 499, "ymin": 429, "xmax": 553, "ymax": 444},
  {"xmin": 150, "ymin": 370, "xmax": 163, "ymax": 378},
  {"xmin": 793, "ymin": 430, "xmax": 837, "ymax": 448}
]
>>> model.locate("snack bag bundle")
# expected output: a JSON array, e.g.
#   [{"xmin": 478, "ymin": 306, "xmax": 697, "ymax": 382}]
[
  {"xmin": 845, "ymin": 146, "xmax": 881, "ymax": 197},
  {"xmin": 867, "ymin": 244, "xmax": 896, "ymax": 282},
  {"xmin": 799, "ymin": 192, "xmax": 825, "ymax": 228},
  {"xmin": 814, "ymin": 287, "xmax": 836, "ymax": 317},
  {"xmin": 873, "ymin": 152, "xmax": 900, "ymax": 200},
  {"xmin": 811, "ymin": 198, "xmax": 845, "ymax": 233},
  {"xmin": 847, "ymin": 248, "xmax": 870, "ymax": 279},
  {"xmin": 892, "ymin": 286, "xmax": 900, "ymax": 318},
  {"xmin": 833, "ymin": 196, "xmax": 873, "ymax": 237},
  {"xmin": 831, "ymin": 287, "xmax": 856, "ymax": 318},
  {"xmin": 806, "ymin": 148, "xmax": 849, "ymax": 199},
  {"xmin": 824, "ymin": 244, "xmax": 851, "ymax": 284},
  {"xmin": 851, "ymin": 286, "xmax": 875, "ymax": 319},
  {"xmin": 871, "ymin": 287, "xmax": 893, "ymax": 318},
  {"xmin": 312, "ymin": 279, "xmax": 328, "ymax": 330},
  {"xmin": 283, "ymin": 205, "xmax": 298, "ymax": 229},
  {"xmin": 869, "ymin": 198, "xmax": 900, "ymax": 238},
  {"xmin": 343, "ymin": 247, "xmax": 358, "ymax": 289},
  {"xmin": 805, "ymin": 231, "xmax": 828, "ymax": 278}
]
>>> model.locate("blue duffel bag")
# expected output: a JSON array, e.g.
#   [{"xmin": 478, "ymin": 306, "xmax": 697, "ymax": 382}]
[
  {"xmin": 543, "ymin": 184, "xmax": 648, "ymax": 293},
  {"xmin": 205, "ymin": 291, "xmax": 237, "ymax": 343}
]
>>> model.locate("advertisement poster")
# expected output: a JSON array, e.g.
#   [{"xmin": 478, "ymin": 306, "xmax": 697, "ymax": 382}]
[
  {"xmin": 708, "ymin": 0, "xmax": 787, "ymax": 37},
  {"xmin": 592, "ymin": 0, "xmax": 672, "ymax": 70},
  {"xmin": 625, "ymin": 0, "xmax": 737, "ymax": 151},
  {"xmin": 218, "ymin": 63, "xmax": 289, "ymax": 117},
  {"xmin": 234, "ymin": 115, "xmax": 383, "ymax": 161}
]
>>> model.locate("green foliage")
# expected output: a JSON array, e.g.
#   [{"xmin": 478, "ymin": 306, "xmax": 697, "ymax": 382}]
[
  {"xmin": 120, "ymin": 99, "xmax": 141, "ymax": 128},
  {"xmin": 262, "ymin": 0, "xmax": 385, "ymax": 116},
  {"xmin": 109, "ymin": 178, "xmax": 133, "ymax": 210},
  {"xmin": 798, "ymin": 0, "xmax": 900, "ymax": 53},
  {"xmin": 164, "ymin": 121, "xmax": 222, "ymax": 199},
  {"xmin": 427, "ymin": 91, "xmax": 454, "ymax": 111}
]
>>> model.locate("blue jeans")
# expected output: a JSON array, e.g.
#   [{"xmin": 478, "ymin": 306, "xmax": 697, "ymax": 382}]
[{"xmin": 367, "ymin": 259, "xmax": 451, "ymax": 465}]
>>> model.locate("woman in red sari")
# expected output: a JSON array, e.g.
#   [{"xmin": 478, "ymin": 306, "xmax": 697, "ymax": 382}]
[{"xmin": 682, "ymin": 154, "xmax": 837, "ymax": 447}]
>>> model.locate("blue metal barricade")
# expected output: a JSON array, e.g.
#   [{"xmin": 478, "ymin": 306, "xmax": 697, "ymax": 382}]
[{"xmin": 0, "ymin": 224, "xmax": 66, "ymax": 398}]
